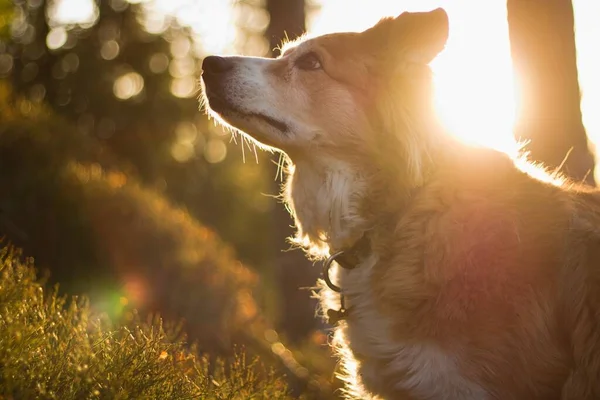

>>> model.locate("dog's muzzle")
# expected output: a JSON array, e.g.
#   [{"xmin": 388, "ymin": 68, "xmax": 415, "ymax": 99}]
[
  {"xmin": 202, "ymin": 56, "xmax": 233, "ymax": 82},
  {"xmin": 201, "ymin": 56, "xmax": 233, "ymax": 112}
]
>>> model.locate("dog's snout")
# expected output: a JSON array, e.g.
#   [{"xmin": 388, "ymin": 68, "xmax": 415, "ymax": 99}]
[{"xmin": 202, "ymin": 56, "xmax": 233, "ymax": 75}]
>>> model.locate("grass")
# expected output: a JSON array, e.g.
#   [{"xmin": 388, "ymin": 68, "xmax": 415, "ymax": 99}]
[{"xmin": 0, "ymin": 245, "xmax": 293, "ymax": 400}]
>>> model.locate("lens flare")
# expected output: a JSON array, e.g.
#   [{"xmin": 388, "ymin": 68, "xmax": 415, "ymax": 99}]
[{"xmin": 309, "ymin": 0, "xmax": 517, "ymax": 155}]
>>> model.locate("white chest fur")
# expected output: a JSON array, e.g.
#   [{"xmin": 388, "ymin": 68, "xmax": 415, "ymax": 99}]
[{"xmin": 319, "ymin": 255, "xmax": 489, "ymax": 400}]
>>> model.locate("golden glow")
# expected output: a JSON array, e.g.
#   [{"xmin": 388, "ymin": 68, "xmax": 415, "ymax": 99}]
[
  {"xmin": 170, "ymin": 76, "xmax": 198, "ymax": 98},
  {"xmin": 49, "ymin": 0, "xmax": 99, "ymax": 27},
  {"xmin": 171, "ymin": 121, "xmax": 201, "ymax": 163},
  {"xmin": 49, "ymin": 0, "xmax": 599, "ymax": 179},
  {"xmin": 148, "ymin": 53, "xmax": 170, "ymax": 74},
  {"xmin": 204, "ymin": 139, "xmax": 227, "ymax": 164},
  {"xmin": 169, "ymin": 57, "xmax": 195, "ymax": 78},
  {"xmin": 100, "ymin": 40, "xmax": 120, "ymax": 60},
  {"xmin": 113, "ymin": 72, "xmax": 145, "ymax": 100},
  {"xmin": 309, "ymin": 0, "xmax": 518, "ymax": 155},
  {"xmin": 46, "ymin": 27, "xmax": 68, "ymax": 50},
  {"xmin": 309, "ymin": 0, "xmax": 599, "ymax": 177},
  {"xmin": 123, "ymin": 274, "xmax": 147, "ymax": 306},
  {"xmin": 573, "ymin": 0, "xmax": 600, "ymax": 182},
  {"xmin": 140, "ymin": 0, "xmax": 237, "ymax": 55},
  {"xmin": 170, "ymin": 36, "xmax": 192, "ymax": 58}
]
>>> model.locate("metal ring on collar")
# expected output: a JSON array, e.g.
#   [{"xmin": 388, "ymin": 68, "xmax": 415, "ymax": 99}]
[{"xmin": 322, "ymin": 250, "xmax": 345, "ymax": 293}]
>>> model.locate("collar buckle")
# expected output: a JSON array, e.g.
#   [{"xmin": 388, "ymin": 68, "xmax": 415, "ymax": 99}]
[
  {"xmin": 322, "ymin": 235, "xmax": 370, "ymax": 324},
  {"xmin": 322, "ymin": 251, "xmax": 346, "ymax": 293},
  {"xmin": 322, "ymin": 251, "xmax": 350, "ymax": 324}
]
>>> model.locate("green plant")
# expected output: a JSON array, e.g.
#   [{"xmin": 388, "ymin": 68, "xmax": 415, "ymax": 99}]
[{"xmin": 0, "ymin": 245, "xmax": 292, "ymax": 400}]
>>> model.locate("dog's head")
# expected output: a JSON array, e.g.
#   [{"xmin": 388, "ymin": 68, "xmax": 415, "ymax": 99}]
[
  {"xmin": 201, "ymin": 8, "xmax": 448, "ymax": 160},
  {"xmin": 201, "ymin": 8, "xmax": 449, "ymax": 250}
]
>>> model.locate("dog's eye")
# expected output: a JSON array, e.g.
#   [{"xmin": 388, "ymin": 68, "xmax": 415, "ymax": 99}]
[{"xmin": 295, "ymin": 52, "xmax": 322, "ymax": 71}]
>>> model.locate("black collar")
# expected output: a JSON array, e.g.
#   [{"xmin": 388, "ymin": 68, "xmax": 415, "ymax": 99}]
[{"xmin": 322, "ymin": 234, "xmax": 371, "ymax": 324}]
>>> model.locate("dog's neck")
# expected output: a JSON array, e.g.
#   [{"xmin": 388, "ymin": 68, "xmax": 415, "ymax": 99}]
[
  {"xmin": 284, "ymin": 157, "xmax": 368, "ymax": 256},
  {"xmin": 284, "ymin": 149, "xmax": 440, "ymax": 258},
  {"xmin": 283, "ymin": 122, "xmax": 458, "ymax": 258}
]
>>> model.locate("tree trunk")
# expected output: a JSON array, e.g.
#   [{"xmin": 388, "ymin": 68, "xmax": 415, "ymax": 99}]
[
  {"xmin": 266, "ymin": 0, "xmax": 306, "ymax": 51},
  {"xmin": 264, "ymin": 0, "xmax": 320, "ymax": 342},
  {"xmin": 507, "ymin": 0, "xmax": 594, "ymax": 183}
]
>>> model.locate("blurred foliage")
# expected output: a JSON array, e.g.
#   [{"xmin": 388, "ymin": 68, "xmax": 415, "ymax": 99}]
[
  {"xmin": 3, "ymin": 0, "xmax": 276, "ymax": 273},
  {"xmin": 0, "ymin": 83, "xmax": 339, "ymax": 398},
  {"xmin": 0, "ymin": 245, "xmax": 294, "ymax": 400},
  {"xmin": 0, "ymin": 0, "xmax": 287, "ymax": 328},
  {"xmin": 0, "ymin": 0, "xmax": 12, "ymax": 39},
  {"xmin": 0, "ymin": 1, "xmax": 339, "ymax": 396},
  {"xmin": 0, "ymin": 81, "xmax": 262, "ymax": 353},
  {"xmin": 1, "ymin": 0, "xmax": 324, "ymax": 343}
]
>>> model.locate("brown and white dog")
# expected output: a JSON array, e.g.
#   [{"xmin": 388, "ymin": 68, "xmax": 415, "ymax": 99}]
[{"xmin": 201, "ymin": 8, "xmax": 600, "ymax": 400}]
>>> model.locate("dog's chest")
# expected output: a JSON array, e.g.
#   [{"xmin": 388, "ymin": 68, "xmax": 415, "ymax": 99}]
[{"xmin": 326, "ymin": 256, "xmax": 489, "ymax": 400}]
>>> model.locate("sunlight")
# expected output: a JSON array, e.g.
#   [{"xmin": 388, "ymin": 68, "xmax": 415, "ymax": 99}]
[
  {"xmin": 48, "ymin": 0, "xmax": 99, "ymax": 27},
  {"xmin": 140, "ymin": 0, "xmax": 237, "ymax": 55},
  {"xmin": 47, "ymin": 0, "xmax": 599, "ymax": 177},
  {"xmin": 573, "ymin": 0, "xmax": 600, "ymax": 182},
  {"xmin": 309, "ymin": 0, "xmax": 600, "ymax": 168},
  {"xmin": 309, "ymin": 0, "xmax": 518, "ymax": 154}
]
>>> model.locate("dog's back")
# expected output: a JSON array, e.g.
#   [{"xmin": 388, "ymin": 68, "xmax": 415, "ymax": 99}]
[{"xmin": 352, "ymin": 146, "xmax": 600, "ymax": 399}]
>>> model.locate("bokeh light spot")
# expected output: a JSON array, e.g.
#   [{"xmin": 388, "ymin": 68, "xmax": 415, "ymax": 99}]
[
  {"xmin": 46, "ymin": 27, "xmax": 68, "ymax": 50},
  {"xmin": 169, "ymin": 57, "xmax": 195, "ymax": 78},
  {"xmin": 0, "ymin": 54, "xmax": 14, "ymax": 75},
  {"xmin": 170, "ymin": 76, "xmax": 198, "ymax": 98},
  {"xmin": 141, "ymin": 10, "xmax": 168, "ymax": 35},
  {"xmin": 171, "ymin": 141, "xmax": 195, "ymax": 163},
  {"xmin": 271, "ymin": 342, "xmax": 285, "ymax": 356},
  {"xmin": 148, "ymin": 53, "xmax": 169, "ymax": 74},
  {"xmin": 170, "ymin": 36, "xmax": 191, "ymax": 59},
  {"xmin": 175, "ymin": 121, "xmax": 198, "ymax": 143},
  {"xmin": 264, "ymin": 329, "xmax": 279, "ymax": 343},
  {"xmin": 28, "ymin": 0, "xmax": 44, "ymax": 9},
  {"xmin": 113, "ymin": 71, "xmax": 145, "ymax": 100},
  {"xmin": 204, "ymin": 139, "xmax": 227, "ymax": 164},
  {"xmin": 49, "ymin": 0, "xmax": 99, "ymax": 26},
  {"xmin": 100, "ymin": 40, "xmax": 120, "ymax": 60},
  {"xmin": 110, "ymin": 0, "xmax": 129, "ymax": 12}
]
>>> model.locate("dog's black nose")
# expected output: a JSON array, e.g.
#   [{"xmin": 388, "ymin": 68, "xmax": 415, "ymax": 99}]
[{"xmin": 202, "ymin": 56, "xmax": 233, "ymax": 75}]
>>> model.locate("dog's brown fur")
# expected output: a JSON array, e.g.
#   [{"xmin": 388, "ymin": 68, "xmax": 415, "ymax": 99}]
[{"xmin": 201, "ymin": 8, "xmax": 600, "ymax": 399}]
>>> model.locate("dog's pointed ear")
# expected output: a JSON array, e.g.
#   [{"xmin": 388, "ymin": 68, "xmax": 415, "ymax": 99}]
[
  {"xmin": 398, "ymin": 8, "xmax": 449, "ymax": 64},
  {"xmin": 367, "ymin": 8, "xmax": 449, "ymax": 64}
]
